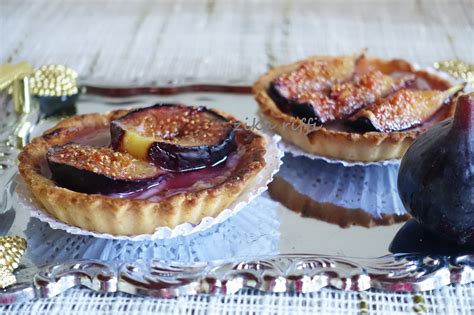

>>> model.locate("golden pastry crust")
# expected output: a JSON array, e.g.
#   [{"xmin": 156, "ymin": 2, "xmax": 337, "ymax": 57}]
[
  {"xmin": 253, "ymin": 56, "xmax": 455, "ymax": 162},
  {"xmin": 268, "ymin": 176, "xmax": 410, "ymax": 228},
  {"xmin": 18, "ymin": 109, "xmax": 267, "ymax": 235}
]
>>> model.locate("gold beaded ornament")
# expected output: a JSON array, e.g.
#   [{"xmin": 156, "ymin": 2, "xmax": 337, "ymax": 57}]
[
  {"xmin": 434, "ymin": 59, "xmax": 474, "ymax": 83},
  {"xmin": 29, "ymin": 64, "xmax": 78, "ymax": 97},
  {"xmin": 0, "ymin": 236, "xmax": 27, "ymax": 289}
]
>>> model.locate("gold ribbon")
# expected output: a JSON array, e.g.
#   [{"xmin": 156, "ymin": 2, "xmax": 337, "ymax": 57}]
[{"xmin": 0, "ymin": 62, "xmax": 33, "ymax": 92}]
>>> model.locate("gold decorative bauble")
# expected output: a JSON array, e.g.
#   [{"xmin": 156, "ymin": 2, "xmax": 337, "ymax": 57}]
[
  {"xmin": 29, "ymin": 64, "xmax": 78, "ymax": 97},
  {"xmin": 0, "ymin": 268, "xmax": 17, "ymax": 289},
  {"xmin": 0, "ymin": 236, "xmax": 27, "ymax": 272},
  {"xmin": 434, "ymin": 59, "xmax": 474, "ymax": 83},
  {"xmin": 0, "ymin": 236, "xmax": 27, "ymax": 289}
]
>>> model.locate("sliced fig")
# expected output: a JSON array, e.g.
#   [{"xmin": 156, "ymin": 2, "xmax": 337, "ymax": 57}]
[
  {"xmin": 268, "ymin": 87, "xmax": 336, "ymax": 124},
  {"xmin": 47, "ymin": 143, "xmax": 165, "ymax": 194},
  {"xmin": 328, "ymin": 71, "xmax": 415, "ymax": 120},
  {"xmin": 269, "ymin": 51, "xmax": 365, "ymax": 123},
  {"xmin": 111, "ymin": 104, "xmax": 236, "ymax": 171},
  {"xmin": 349, "ymin": 84, "xmax": 465, "ymax": 132}
]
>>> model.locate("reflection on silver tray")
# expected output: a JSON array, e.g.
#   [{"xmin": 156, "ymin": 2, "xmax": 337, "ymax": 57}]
[
  {"xmin": 23, "ymin": 198, "xmax": 280, "ymax": 267},
  {"xmin": 0, "ymin": 85, "xmax": 473, "ymax": 304}
]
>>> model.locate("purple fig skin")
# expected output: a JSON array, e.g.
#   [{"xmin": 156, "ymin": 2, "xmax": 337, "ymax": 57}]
[
  {"xmin": 110, "ymin": 121, "xmax": 124, "ymax": 152},
  {"xmin": 47, "ymin": 145, "xmax": 165, "ymax": 195},
  {"xmin": 48, "ymin": 161, "xmax": 163, "ymax": 194},
  {"xmin": 389, "ymin": 219, "xmax": 474, "ymax": 255},
  {"xmin": 111, "ymin": 104, "xmax": 237, "ymax": 172},
  {"xmin": 397, "ymin": 93, "xmax": 474, "ymax": 246},
  {"xmin": 268, "ymin": 83, "xmax": 323, "ymax": 124},
  {"xmin": 147, "ymin": 131, "xmax": 236, "ymax": 171}
]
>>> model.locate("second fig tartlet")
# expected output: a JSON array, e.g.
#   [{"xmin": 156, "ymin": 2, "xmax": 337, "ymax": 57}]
[{"xmin": 253, "ymin": 52, "xmax": 463, "ymax": 162}]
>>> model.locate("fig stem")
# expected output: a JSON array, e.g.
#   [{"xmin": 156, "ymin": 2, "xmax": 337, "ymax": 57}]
[{"xmin": 452, "ymin": 92, "xmax": 474, "ymax": 131}]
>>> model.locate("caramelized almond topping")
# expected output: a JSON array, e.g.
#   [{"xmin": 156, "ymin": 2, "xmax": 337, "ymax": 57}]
[
  {"xmin": 272, "ymin": 65, "xmax": 415, "ymax": 123},
  {"xmin": 329, "ymin": 71, "xmax": 415, "ymax": 120},
  {"xmin": 350, "ymin": 84, "xmax": 464, "ymax": 132},
  {"xmin": 48, "ymin": 144, "xmax": 159, "ymax": 180},
  {"xmin": 118, "ymin": 105, "xmax": 233, "ymax": 146},
  {"xmin": 272, "ymin": 53, "xmax": 364, "ymax": 100}
]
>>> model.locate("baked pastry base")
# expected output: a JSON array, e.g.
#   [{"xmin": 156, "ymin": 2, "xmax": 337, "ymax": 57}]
[
  {"xmin": 18, "ymin": 110, "xmax": 267, "ymax": 235},
  {"xmin": 268, "ymin": 176, "xmax": 410, "ymax": 228},
  {"xmin": 253, "ymin": 56, "xmax": 454, "ymax": 162}
]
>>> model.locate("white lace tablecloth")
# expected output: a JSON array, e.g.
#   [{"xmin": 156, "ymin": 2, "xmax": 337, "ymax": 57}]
[
  {"xmin": 3, "ymin": 285, "xmax": 474, "ymax": 315},
  {"xmin": 1, "ymin": 0, "xmax": 473, "ymax": 314}
]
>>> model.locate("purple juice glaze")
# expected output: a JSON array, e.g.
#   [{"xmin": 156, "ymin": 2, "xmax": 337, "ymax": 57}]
[
  {"xmin": 108, "ymin": 150, "xmax": 241, "ymax": 201},
  {"xmin": 42, "ymin": 122, "xmax": 244, "ymax": 199}
]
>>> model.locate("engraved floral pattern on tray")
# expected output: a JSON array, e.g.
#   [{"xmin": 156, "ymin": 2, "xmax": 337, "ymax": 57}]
[{"xmin": 2, "ymin": 254, "xmax": 473, "ymax": 304}]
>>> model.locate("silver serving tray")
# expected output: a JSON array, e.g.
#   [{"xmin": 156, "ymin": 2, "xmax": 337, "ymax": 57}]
[{"xmin": 0, "ymin": 86, "xmax": 472, "ymax": 304}]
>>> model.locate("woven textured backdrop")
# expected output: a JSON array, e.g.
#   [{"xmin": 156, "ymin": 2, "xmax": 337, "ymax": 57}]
[
  {"xmin": 1, "ymin": 0, "xmax": 474, "ymax": 314},
  {"xmin": 2, "ymin": 0, "xmax": 473, "ymax": 84}
]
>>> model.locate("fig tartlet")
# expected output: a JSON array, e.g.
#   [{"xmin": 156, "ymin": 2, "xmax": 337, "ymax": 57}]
[
  {"xmin": 253, "ymin": 52, "xmax": 464, "ymax": 162},
  {"xmin": 18, "ymin": 104, "xmax": 267, "ymax": 235}
]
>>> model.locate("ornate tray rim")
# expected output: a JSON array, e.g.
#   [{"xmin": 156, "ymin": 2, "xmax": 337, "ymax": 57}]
[{"xmin": 1, "ymin": 253, "xmax": 474, "ymax": 304}]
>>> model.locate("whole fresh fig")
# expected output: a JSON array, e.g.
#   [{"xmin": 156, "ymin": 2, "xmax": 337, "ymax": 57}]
[{"xmin": 398, "ymin": 92, "xmax": 473, "ymax": 246}]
